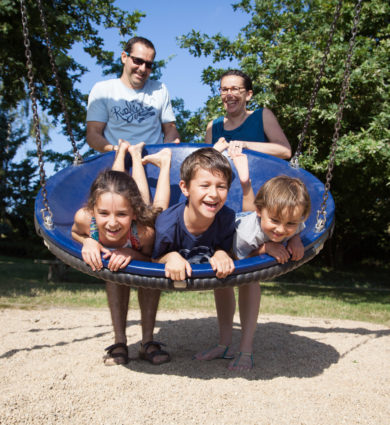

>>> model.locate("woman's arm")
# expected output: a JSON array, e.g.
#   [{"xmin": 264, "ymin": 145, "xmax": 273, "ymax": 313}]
[{"xmin": 234, "ymin": 108, "xmax": 292, "ymax": 159}]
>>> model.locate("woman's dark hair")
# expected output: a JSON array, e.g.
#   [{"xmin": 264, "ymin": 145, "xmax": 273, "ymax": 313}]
[
  {"xmin": 87, "ymin": 170, "xmax": 160, "ymax": 228},
  {"xmin": 220, "ymin": 69, "xmax": 253, "ymax": 91}
]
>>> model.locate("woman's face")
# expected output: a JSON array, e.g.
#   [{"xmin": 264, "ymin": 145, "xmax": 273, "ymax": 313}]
[{"xmin": 220, "ymin": 75, "xmax": 253, "ymax": 116}]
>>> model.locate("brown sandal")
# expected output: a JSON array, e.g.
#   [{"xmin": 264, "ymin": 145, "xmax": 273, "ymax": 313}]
[
  {"xmin": 103, "ymin": 343, "xmax": 129, "ymax": 366},
  {"xmin": 139, "ymin": 341, "xmax": 171, "ymax": 365}
]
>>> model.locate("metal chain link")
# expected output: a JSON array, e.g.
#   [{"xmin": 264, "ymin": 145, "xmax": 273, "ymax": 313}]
[
  {"xmin": 20, "ymin": 0, "xmax": 53, "ymax": 230},
  {"xmin": 36, "ymin": 0, "xmax": 83, "ymax": 165},
  {"xmin": 315, "ymin": 0, "xmax": 363, "ymax": 232},
  {"xmin": 290, "ymin": 0, "xmax": 343, "ymax": 168}
]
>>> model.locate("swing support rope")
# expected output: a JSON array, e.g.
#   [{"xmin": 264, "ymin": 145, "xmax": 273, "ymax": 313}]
[
  {"xmin": 20, "ymin": 0, "xmax": 53, "ymax": 229},
  {"xmin": 315, "ymin": 0, "xmax": 363, "ymax": 232},
  {"xmin": 290, "ymin": 0, "xmax": 343, "ymax": 166}
]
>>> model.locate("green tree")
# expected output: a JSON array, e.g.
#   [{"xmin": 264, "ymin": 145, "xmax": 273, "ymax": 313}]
[
  {"xmin": 179, "ymin": 0, "xmax": 390, "ymax": 264},
  {"xmin": 0, "ymin": 109, "xmax": 37, "ymax": 241},
  {"xmin": 0, "ymin": 0, "xmax": 144, "ymax": 144}
]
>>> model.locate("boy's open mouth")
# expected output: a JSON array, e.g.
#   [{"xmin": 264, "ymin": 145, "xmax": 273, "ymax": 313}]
[{"xmin": 203, "ymin": 201, "xmax": 219, "ymax": 210}]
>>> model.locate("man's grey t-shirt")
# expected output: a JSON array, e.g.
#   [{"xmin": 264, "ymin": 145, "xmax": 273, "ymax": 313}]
[{"xmin": 87, "ymin": 78, "xmax": 176, "ymax": 145}]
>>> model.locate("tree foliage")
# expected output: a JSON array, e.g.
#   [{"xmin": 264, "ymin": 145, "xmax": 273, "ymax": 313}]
[
  {"xmin": 0, "ymin": 109, "xmax": 37, "ymax": 239},
  {"xmin": 178, "ymin": 0, "xmax": 390, "ymax": 263},
  {"xmin": 0, "ymin": 0, "xmax": 144, "ymax": 142}
]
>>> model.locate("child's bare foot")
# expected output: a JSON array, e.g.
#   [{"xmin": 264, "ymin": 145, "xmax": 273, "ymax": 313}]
[
  {"xmin": 114, "ymin": 139, "xmax": 130, "ymax": 158},
  {"xmin": 231, "ymin": 152, "xmax": 250, "ymax": 186},
  {"xmin": 117, "ymin": 138, "xmax": 130, "ymax": 151},
  {"xmin": 193, "ymin": 344, "xmax": 234, "ymax": 361},
  {"xmin": 213, "ymin": 137, "xmax": 229, "ymax": 153},
  {"xmin": 142, "ymin": 148, "xmax": 172, "ymax": 168},
  {"xmin": 227, "ymin": 352, "xmax": 254, "ymax": 371},
  {"xmin": 128, "ymin": 141, "xmax": 145, "ymax": 159},
  {"xmin": 112, "ymin": 139, "xmax": 131, "ymax": 171}
]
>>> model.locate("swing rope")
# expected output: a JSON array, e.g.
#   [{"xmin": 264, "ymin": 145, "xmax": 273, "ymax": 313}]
[
  {"xmin": 290, "ymin": 0, "xmax": 343, "ymax": 166},
  {"xmin": 20, "ymin": 0, "xmax": 53, "ymax": 229},
  {"xmin": 315, "ymin": 0, "xmax": 363, "ymax": 232},
  {"xmin": 35, "ymin": 0, "xmax": 83, "ymax": 165}
]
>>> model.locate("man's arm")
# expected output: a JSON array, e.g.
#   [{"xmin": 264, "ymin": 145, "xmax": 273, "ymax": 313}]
[
  {"xmin": 86, "ymin": 121, "xmax": 116, "ymax": 153},
  {"xmin": 162, "ymin": 122, "xmax": 180, "ymax": 144}
]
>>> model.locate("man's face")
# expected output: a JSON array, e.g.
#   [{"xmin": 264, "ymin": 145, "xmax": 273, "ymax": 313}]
[{"xmin": 121, "ymin": 42, "xmax": 155, "ymax": 90}]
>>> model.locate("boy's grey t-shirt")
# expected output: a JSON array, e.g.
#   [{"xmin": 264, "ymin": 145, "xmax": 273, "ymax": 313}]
[
  {"xmin": 87, "ymin": 78, "xmax": 176, "ymax": 145},
  {"xmin": 233, "ymin": 211, "xmax": 305, "ymax": 260}
]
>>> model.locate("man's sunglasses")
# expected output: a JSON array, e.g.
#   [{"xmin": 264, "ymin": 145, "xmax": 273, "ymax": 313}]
[{"xmin": 125, "ymin": 52, "xmax": 154, "ymax": 70}]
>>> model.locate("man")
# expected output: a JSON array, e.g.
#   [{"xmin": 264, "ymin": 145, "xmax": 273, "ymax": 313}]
[
  {"xmin": 87, "ymin": 36, "xmax": 180, "ymax": 151},
  {"xmin": 86, "ymin": 36, "xmax": 179, "ymax": 366}
]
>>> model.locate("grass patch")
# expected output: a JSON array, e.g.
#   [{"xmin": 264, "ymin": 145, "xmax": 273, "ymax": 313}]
[{"xmin": 0, "ymin": 255, "xmax": 389, "ymax": 326}]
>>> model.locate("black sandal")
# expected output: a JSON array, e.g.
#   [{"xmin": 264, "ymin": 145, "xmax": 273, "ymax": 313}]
[
  {"xmin": 103, "ymin": 343, "xmax": 129, "ymax": 366},
  {"xmin": 139, "ymin": 341, "xmax": 171, "ymax": 365}
]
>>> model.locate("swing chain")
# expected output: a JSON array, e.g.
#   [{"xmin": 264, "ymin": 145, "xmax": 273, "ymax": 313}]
[
  {"xmin": 36, "ymin": 0, "xmax": 83, "ymax": 165},
  {"xmin": 20, "ymin": 0, "xmax": 53, "ymax": 230},
  {"xmin": 316, "ymin": 0, "xmax": 363, "ymax": 232},
  {"xmin": 290, "ymin": 0, "xmax": 343, "ymax": 168}
]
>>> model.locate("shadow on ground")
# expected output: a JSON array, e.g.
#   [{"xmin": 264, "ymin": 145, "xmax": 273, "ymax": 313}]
[{"xmin": 1, "ymin": 315, "xmax": 389, "ymax": 381}]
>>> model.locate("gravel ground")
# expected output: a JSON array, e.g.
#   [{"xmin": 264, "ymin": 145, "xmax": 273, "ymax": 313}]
[{"xmin": 0, "ymin": 307, "xmax": 389, "ymax": 425}]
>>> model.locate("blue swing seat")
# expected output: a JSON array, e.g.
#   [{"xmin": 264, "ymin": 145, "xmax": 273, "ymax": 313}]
[{"xmin": 35, "ymin": 143, "xmax": 335, "ymax": 290}]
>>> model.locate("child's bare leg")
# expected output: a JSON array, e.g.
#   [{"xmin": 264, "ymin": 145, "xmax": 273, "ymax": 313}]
[
  {"xmin": 111, "ymin": 139, "xmax": 130, "ymax": 172},
  {"xmin": 142, "ymin": 148, "xmax": 172, "ymax": 211},
  {"xmin": 228, "ymin": 282, "xmax": 260, "ymax": 371},
  {"xmin": 127, "ymin": 142, "xmax": 150, "ymax": 205},
  {"xmin": 193, "ymin": 287, "xmax": 235, "ymax": 360},
  {"xmin": 231, "ymin": 151, "xmax": 256, "ymax": 212}
]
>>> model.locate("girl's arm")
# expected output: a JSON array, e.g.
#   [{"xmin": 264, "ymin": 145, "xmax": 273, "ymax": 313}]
[
  {"xmin": 71, "ymin": 208, "xmax": 92, "ymax": 243},
  {"xmin": 106, "ymin": 224, "xmax": 155, "ymax": 271},
  {"xmin": 72, "ymin": 208, "xmax": 110, "ymax": 271}
]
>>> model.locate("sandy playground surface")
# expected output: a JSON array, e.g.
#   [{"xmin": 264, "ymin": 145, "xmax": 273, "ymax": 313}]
[{"xmin": 0, "ymin": 307, "xmax": 389, "ymax": 425}]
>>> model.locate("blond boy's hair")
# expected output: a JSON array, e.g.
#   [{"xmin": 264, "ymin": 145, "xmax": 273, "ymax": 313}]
[{"xmin": 254, "ymin": 175, "xmax": 311, "ymax": 220}]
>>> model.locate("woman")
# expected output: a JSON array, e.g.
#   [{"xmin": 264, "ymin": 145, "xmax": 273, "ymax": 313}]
[{"xmin": 205, "ymin": 69, "xmax": 291, "ymax": 160}]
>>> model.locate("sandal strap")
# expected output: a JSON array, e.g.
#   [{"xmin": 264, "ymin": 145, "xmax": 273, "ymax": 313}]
[
  {"xmin": 105, "ymin": 342, "xmax": 128, "ymax": 354},
  {"xmin": 141, "ymin": 340, "xmax": 166, "ymax": 351},
  {"xmin": 218, "ymin": 344, "xmax": 234, "ymax": 359},
  {"xmin": 234, "ymin": 351, "xmax": 254, "ymax": 367},
  {"xmin": 236, "ymin": 351, "xmax": 253, "ymax": 357}
]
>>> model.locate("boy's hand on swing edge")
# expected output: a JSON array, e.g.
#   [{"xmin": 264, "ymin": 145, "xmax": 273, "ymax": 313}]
[
  {"xmin": 81, "ymin": 238, "xmax": 110, "ymax": 271},
  {"xmin": 264, "ymin": 241, "xmax": 290, "ymax": 264},
  {"xmin": 164, "ymin": 252, "xmax": 192, "ymax": 281},
  {"xmin": 210, "ymin": 250, "xmax": 235, "ymax": 279},
  {"xmin": 287, "ymin": 235, "xmax": 305, "ymax": 261}
]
